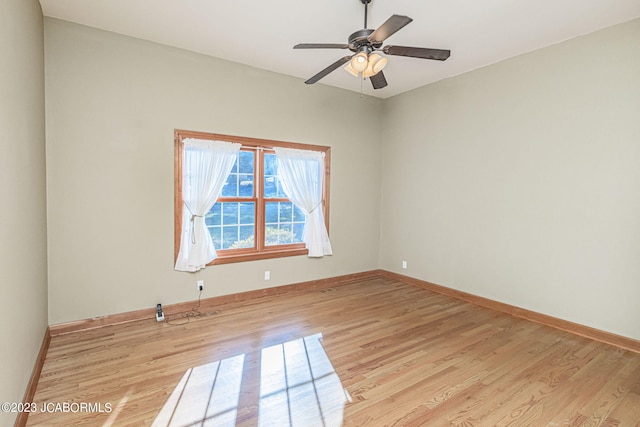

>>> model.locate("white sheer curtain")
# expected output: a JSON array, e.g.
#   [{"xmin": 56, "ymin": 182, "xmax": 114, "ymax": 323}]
[
  {"xmin": 175, "ymin": 139, "xmax": 241, "ymax": 272},
  {"xmin": 275, "ymin": 147, "xmax": 332, "ymax": 257}
]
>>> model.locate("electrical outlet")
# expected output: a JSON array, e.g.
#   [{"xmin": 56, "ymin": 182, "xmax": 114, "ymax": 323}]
[
  {"xmin": 197, "ymin": 280, "xmax": 204, "ymax": 291},
  {"xmin": 264, "ymin": 271, "xmax": 270, "ymax": 281},
  {"xmin": 402, "ymin": 260, "xmax": 408, "ymax": 269}
]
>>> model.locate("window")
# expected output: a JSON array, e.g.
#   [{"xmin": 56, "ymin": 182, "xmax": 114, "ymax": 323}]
[{"xmin": 175, "ymin": 130, "xmax": 330, "ymax": 265}]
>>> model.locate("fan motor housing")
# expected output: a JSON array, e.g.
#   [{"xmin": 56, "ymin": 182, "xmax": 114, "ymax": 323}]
[{"xmin": 348, "ymin": 29, "xmax": 381, "ymax": 51}]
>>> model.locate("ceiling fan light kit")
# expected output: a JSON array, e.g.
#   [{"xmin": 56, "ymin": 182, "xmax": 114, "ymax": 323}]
[
  {"xmin": 363, "ymin": 54, "xmax": 387, "ymax": 78},
  {"xmin": 343, "ymin": 61, "xmax": 360, "ymax": 77},
  {"xmin": 293, "ymin": 0, "xmax": 451, "ymax": 90},
  {"xmin": 351, "ymin": 50, "xmax": 370, "ymax": 72}
]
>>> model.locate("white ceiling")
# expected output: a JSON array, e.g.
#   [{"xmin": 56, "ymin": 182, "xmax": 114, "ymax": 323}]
[{"xmin": 39, "ymin": 0, "xmax": 640, "ymax": 99}]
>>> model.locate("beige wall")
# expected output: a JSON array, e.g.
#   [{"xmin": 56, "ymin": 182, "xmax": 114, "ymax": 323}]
[
  {"xmin": 0, "ymin": 0, "xmax": 48, "ymax": 425},
  {"xmin": 380, "ymin": 18, "xmax": 640, "ymax": 340},
  {"xmin": 44, "ymin": 19, "xmax": 383, "ymax": 324}
]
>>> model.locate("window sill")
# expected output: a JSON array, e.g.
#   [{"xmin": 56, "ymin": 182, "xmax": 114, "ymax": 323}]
[{"xmin": 210, "ymin": 248, "xmax": 309, "ymax": 265}]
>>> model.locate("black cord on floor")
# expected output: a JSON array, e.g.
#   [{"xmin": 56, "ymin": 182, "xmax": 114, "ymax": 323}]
[{"xmin": 165, "ymin": 290, "xmax": 203, "ymax": 326}]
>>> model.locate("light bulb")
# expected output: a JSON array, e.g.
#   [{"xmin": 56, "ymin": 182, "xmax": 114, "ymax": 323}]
[{"xmin": 350, "ymin": 52, "xmax": 369, "ymax": 72}]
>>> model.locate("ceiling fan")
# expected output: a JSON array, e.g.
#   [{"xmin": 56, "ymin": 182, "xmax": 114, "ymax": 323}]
[{"xmin": 294, "ymin": 0, "xmax": 451, "ymax": 90}]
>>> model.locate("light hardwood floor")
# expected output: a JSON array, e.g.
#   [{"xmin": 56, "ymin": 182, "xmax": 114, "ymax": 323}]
[{"xmin": 29, "ymin": 277, "xmax": 640, "ymax": 426}]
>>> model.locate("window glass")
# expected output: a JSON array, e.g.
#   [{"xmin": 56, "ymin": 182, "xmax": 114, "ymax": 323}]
[
  {"xmin": 208, "ymin": 202, "xmax": 256, "ymax": 249},
  {"xmin": 264, "ymin": 153, "xmax": 287, "ymax": 198},
  {"xmin": 222, "ymin": 151, "xmax": 254, "ymax": 197},
  {"xmin": 265, "ymin": 202, "xmax": 305, "ymax": 246}
]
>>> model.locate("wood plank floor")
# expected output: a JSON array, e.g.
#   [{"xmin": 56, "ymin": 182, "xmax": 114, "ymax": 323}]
[{"xmin": 29, "ymin": 277, "xmax": 640, "ymax": 426}]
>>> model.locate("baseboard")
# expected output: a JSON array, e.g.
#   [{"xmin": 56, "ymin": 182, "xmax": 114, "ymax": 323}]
[
  {"xmin": 49, "ymin": 270, "xmax": 383, "ymax": 336},
  {"xmin": 380, "ymin": 270, "xmax": 640, "ymax": 354},
  {"xmin": 14, "ymin": 327, "xmax": 51, "ymax": 427}
]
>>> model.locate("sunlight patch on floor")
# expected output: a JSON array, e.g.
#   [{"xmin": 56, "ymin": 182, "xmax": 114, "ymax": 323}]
[
  {"xmin": 259, "ymin": 333, "xmax": 348, "ymax": 427},
  {"xmin": 151, "ymin": 333, "xmax": 348, "ymax": 427},
  {"xmin": 152, "ymin": 354, "xmax": 245, "ymax": 426}
]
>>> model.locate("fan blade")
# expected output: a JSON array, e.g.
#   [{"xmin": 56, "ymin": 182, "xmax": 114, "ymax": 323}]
[
  {"xmin": 367, "ymin": 15, "xmax": 413, "ymax": 44},
  {"xmin": 305, "ymin": 56, "xmax": 353, "ymax": 85},
  {"xmin": 383, "ymin": 45, "xmax": 450, "ymax": 61},
  {"xmin": 294, "ymin": 43, "xmax": 349, "ymax": 49},
  {"xmin": 369, "ymin": 71, "xmax": 388, "ymax": 90}
]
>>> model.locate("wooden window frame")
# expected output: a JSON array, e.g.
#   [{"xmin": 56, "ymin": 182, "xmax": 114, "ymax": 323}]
[{"xmin": 174, "ymin": 129, "xmax": 331, "ymax": 265}]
